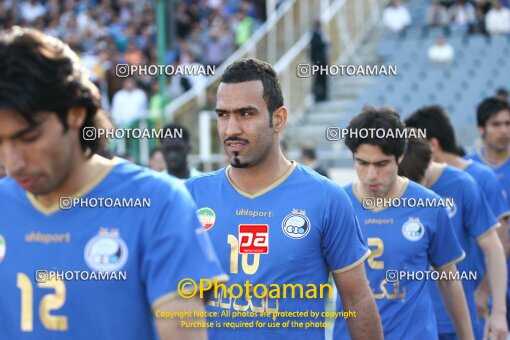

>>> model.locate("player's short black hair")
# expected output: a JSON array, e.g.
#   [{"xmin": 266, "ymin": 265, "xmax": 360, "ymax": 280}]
[
  {"xmin": 496, "ymin": 87, "xmax": 508, "ymax": 96},
  {"xmin": 398, "ymin": 136, "xmax": 432, "ymax": 183},
  {"xmin": 405, "ymin": 105, "xmax": 458, "ymax": 154},
  {"xmin": 161, "ymin": 123, "xmax": 190, "ymax": 143},
  {"xmin": 344, "ymin": 106, "xmax": 407, "ymax": 161},
  {"xmin": 0, "ymin": 26, "xmax": 111, "ymax": 157},
  {"xmin": 301, "ymin": 147, "xmax": 317, "ymax": 161},
  {"xmin": 477, "ymin": 97, "xmax": 510, "ymax": 127},
  {"xmin": 220, "ymin": 58, "xmax": 283, "ymax": 127}
]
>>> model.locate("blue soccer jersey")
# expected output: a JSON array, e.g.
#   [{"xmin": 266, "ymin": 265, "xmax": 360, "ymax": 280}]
[
  {"xmin": 463, "ymin": 160, "xmax": 510, "ymax": 286},
  {"xmin": 466, "ymin": 148, "xmax": 510, "ymax": 316},
  {"xmin": 428, "ymin": 164, "xmax": 499, "ymax": 336},
  {"xmin": 334, "ymin": 178, "xmax": 465, "ymax": 340},
  {"xmin": 0, "ymin": 157, "xmax": 226, "ymax": 339},
  {"xmin": 185, "ymin": 162, "xmax": 370, "ymax": 339},
  {"xmin": 465, "ymin": 149, "xmax": 510, "ymax": 206}
]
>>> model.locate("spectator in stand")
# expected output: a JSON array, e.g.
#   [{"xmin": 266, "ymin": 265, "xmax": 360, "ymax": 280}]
[
  {"xmin": 149, "ymin": 147, "xmax": 167, "ymax": 173},
  {"xmin": 485, "ymin": 1, "xmax": 510, "ymax": 35},
  {"xmin": 496, "ymin": 88, "xmax": 509, "ymax": 104},
  {"xmin": 428, "ymin": 35, "xmax": 455, "ymax": 63},
  {"xmin": 111, "ymin": 78, "xmax": 148, "ymax": 127},
  {"xmin": 448, "ymin": 0, "xmax": 476, "ymax": 33},
  {"xmin": 203, "ymin": 25, "xmax": 234, "ymax": 68},
  {"xmin": 20, "ymin": 0, "xmax": 46, "ymax": 23},
  {"xmin": 235, "ymin": 8, "xmax": 256, "ymax": 48},
  {"xmin": 310, "ymin": 20, "xmax": 329, "ymax": 102},
  {"xmin": 382, "ymin": 0, "xmax": 412, "ymax": 35},
  {"xmin": 300, "ymin": 147, "xmax": 329, "ymax": 178},
  {"xmin": 424, "ymin": 1, "xmax": 450, "ymax": 37}
]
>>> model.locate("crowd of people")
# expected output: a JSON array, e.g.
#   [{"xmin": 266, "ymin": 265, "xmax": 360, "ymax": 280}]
[
  {"xmin": 0, "ymin": 0, "xmax": 264, "ymax": 127},
  {"xmin": 383, "ymin": 0, "xmax": 510, "ymax": 36}
]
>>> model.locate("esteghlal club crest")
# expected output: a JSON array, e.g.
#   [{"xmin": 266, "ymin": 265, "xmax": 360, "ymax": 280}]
[
  {"xmin": 84, "ymin": 228, "xmax": 128, "ymax": 272},
  {"xmin": 282, "ymin": 209, "xmax": 311, "ymax": 239},
  {"xmin": 401, "ymin": 217, "xmax": 425, "ymax": 241},
  {"xmin": 0, "ymin": 235, "xmax": 5, "ymax": 263}
]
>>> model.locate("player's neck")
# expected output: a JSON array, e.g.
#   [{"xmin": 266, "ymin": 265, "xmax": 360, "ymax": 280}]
[
  {"xmin": 422, "ymin": 161, "xmax": 445, "ymax": 188},
  {"xmin": 441, "ymin": 152, "xmax": 469, "ymax": 170},
  {"xmin": 34, "ymin": 154, "xmax": 113, "ymax": 207},
  {"xmin": 228, "ymin": 152, "xmax": 292, "ymax": 195},
  {"xmin": 484, "ymin": 145, "xmax": 510, "ymax": 164},
  {"xmin": 169, "ymin": 165, "xmax": 189, "ymax": 179}
]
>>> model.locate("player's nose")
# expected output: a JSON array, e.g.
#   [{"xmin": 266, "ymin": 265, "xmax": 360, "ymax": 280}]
[
  {"xmin": 1, "ymin": 145, "xmax": 26, "ymax": 176},
  {"xmin": 224, "ymin": 114, "xmax": 242, "ymax": 137},
  {"xmin": 366, "ymin": 165, "xmax": 378, "ymax": 179}
]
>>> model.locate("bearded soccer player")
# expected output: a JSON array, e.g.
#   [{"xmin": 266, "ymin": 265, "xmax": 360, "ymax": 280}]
[
  {"xmin": 185, "ymin": 58, "xmax": 383, "ymax": 339},
  {"xmin": 334, "ymin": 107, "xmax": 473, "ymax": 340},
  {"xmin": 405, "ymin": 107, "xmax": 509, "ymax": 340},
  {"xmin": 465, "ymin": 97, "xmax": 510, "ymax": 330},
  {"xmin": 0, "ymin": 27, "xmax": 226, "ymax": 339}
]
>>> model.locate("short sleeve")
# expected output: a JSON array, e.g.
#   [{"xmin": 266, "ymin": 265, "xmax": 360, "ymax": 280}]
[
  {"xmin": 140, "ymin": 181, "xmax": 227, "ymax": 309},
  {"xmin": 462, "ymin": 177, "xmax": 500, "ymax": 240},
  {"xmin": 480, "ymin": 170, "xmax": 510, "ymax": 221},
  {"xmin": 428, "ymin": 206, "xmax": 465, "ymax": 269},
  {"xmin": 322, "ymin": 183, "xmax": 370, "ymax": 273}
]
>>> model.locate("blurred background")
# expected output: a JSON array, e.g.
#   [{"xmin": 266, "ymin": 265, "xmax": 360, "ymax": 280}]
[{"xmin": 1, "ymin": 0, "xmax": 509, "ymax": 184}]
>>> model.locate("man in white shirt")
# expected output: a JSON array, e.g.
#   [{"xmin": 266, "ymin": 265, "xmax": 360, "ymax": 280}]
[
  {"xmin": 383, "ymin": 0, "xmax": 412, "ymax": 33},
  {"xmin": 428, "ymin": 36, "xmax": 455, "ymax": 63},
  {"xmin": 486, "ymin": 1, "xmax": 510, "ymax": 35},
  {"xmin": 111, "ymin": 78, "xmax": 148, "ymax": 126}
]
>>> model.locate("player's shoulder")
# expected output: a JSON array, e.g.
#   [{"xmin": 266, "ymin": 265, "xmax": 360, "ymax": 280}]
[
  {"xmin": 443, "ymin": 164, "xmax": 477, "ymax": 186},
  {"xmin": 464, "ymin": 150, "xmax": 481, "ymax": 162},
  {"xmin": 406, "ymin": 178, "xmax": 444, "ymax": 200},
  {"xmin": 109, "ymin": 158, "xmax": 189, "ymax": 198},
  {"xmin": 465, "ymin": 160, "xmax": 497, "ymax": 179},
  {"xmin": 0, "ymin": 176, "xmax": 22, "ymax": 200},
  {"xmin": 294, "ymin": 163, "xmax": 347, "ymax": 196},
  {"xmin": 185, "ymin": 167, "xmax": 226, "ymax": 189}
]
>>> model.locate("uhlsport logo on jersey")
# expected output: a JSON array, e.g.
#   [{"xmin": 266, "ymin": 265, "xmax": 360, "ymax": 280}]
[
  {"xmin": 402, "ymin": 217, "xmax": 425, "ymax": 241},
  {"xmin": 444, "ymin": 197, "xmax": 457, "ymax": 218},
  {"xmin": 84, "ymin": 228, "xmax": 128, "ymax": 272},
  {"xmin": 197, "ymin": 207, "xmax": 216, "ymax": 231},
  {"xmin": 282, "ymin": 209, "xmax": 311, "ymax": 239},
  {"xmin": 239, "ymin": 224, "xmax": 269, "ymax": 254},
  {"xmin": 0, "ymin": 234, "xmax": 5, "ymax": 263}
]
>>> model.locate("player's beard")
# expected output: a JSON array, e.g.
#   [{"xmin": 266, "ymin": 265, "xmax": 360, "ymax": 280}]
[{"xmin": 231, "ymin": 152, "xmax": 250, "ymax": 168}]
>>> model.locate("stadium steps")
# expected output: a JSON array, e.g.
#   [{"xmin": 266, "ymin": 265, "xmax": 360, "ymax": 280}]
[{"xmin": 285, "ymin": 30, "xmax": 383, "ymax": 167}]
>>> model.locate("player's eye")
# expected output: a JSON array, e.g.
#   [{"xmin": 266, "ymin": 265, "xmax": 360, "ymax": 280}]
[
  {"xmin": 216, "ymin": 112, "xmax": 227, "ymax": 118},
  {"xmin": 376, "ymin": 162, "xmax": 389, "ymax": 167},
  {"xmin": 21, "ymin": 133, "xmax": 40, "ymax": 142},
  {"xmin": 241, "ymin": 111, "xmax": 252, "ymax": 117}
]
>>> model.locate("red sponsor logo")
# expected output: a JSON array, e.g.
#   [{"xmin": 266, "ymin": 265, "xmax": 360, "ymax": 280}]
[{"xmin": 238, "ymin": 224, "xmax": 269, "ymax": 254}]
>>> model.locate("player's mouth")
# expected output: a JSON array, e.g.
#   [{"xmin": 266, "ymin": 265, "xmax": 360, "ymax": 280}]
[
  {"xmin": 225, "ymin": 139, "xmax": 248, "ymax": 153},
  {"xmin": 15, "ymin": 177, "xmax": 38, "ymax": 190},
  {"xmin": 367, "ymin": 184, "xmax": 379, "ymax": 192}
]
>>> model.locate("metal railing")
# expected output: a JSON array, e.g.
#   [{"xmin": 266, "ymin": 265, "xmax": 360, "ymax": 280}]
[{"xmin": 123, "ymin": 0, "xmax": 387, "ymax": 167}]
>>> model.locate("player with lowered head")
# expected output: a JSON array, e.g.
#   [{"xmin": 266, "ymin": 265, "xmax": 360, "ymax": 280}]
[
  {"xmin": 0, "ymin": 27, "xmax": 226, "ymax": 339},
  {"xmin": 334, "ymin": 107, "xmax": 473, "ymax": 339},
  {"xmin": 185, "ymin": 58, "xmax": 383, "ymax": 339},
  {"xmin": 404, "ymin": 106, "xmax": 508, "ymax": 340}
]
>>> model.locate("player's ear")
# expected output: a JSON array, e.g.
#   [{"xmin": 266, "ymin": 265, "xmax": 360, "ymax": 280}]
[
  {"xmin": 429, "ymin": 138, "xmax": 440, "ymax": 153},
  {"xmin": 272, "ymin": 106, "xmax": 288, "ymax": 133},
  {"xmin": 67, "ymin": 107, "xmax": 87, "ymax": 130},
  {"xmin": 477, "ymin": 126, "xmax": 485, "ymax": 139}
]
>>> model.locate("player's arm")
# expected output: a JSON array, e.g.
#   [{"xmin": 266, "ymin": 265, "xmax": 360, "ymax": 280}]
[
  {"xmin": 476, "ymin": 229, "xmax": 508, "ymax": 340},
  {"xmin": 475, "ymin": 218, "xmax": 508, "ymax": 319},
  {"xmin": 332, "ymin": 262, "xmax": 383, "ymax": 340},
  {"xmin": 435, "ymin": 263, "xmax": 474, "ymax": 340},
  {"xmin": 154, "ymin": 296, "xmax": 206, "ymax": 340}
]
